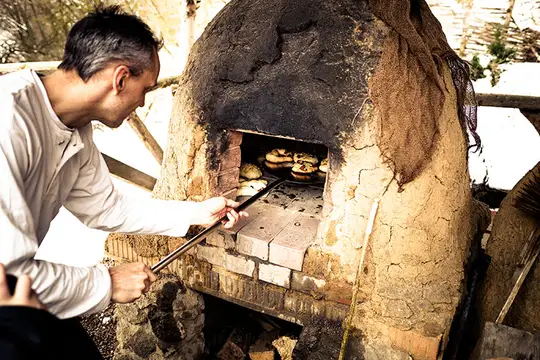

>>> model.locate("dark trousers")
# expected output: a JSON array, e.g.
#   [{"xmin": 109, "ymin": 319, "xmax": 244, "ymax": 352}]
[{"xmin": 0, "ymin": 306, "xmax": 104, "ymax": 360}]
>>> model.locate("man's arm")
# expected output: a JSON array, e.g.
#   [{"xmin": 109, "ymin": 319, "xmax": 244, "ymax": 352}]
[
  {"xmin": 0, "ymin": 128, "xmax": 112, "ymax": 319},
  {"xmin": 64, "ymin": 125, "xmax": 244, "ymax": 235},
  {"xmin": 63, "ymin": 127, "xmax": 197, "ymax": 236}
]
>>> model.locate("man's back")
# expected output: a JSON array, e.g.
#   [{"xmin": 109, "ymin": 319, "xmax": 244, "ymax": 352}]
[{"xmin": 0, "ymin": 69, "xmax": 92, "ymax": 242}]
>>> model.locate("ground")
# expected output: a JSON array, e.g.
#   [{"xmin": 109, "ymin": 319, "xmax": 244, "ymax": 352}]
[
  {"xmin": 81, "ymin": 303, "xmax": 118, "ymax": 360},
  {"xmin": 79, "ymin": 257, "xmax": 119, "ymax": 359}
]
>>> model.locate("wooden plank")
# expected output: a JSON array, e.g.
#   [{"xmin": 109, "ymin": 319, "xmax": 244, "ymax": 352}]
[
  {"xmin": 476, "ymin": 93, "xmax": 540, "ymax": 110},
  {"xmin": 475, "ymin": 322, "xmax": 540, "ymax": 359},
  {"xmin": 102, "ymin": 153, "xmax": 156, "ymax": 191},
  {"xmin": 269, "ymin": 214, "xmax": 320, "ymax": 271},
  {"xmin": 156, "ymin": 75, "xmax": 180, "ymax": 89},
  {"xmin": 0, "ymin": 61, "xmax": 60, "ymax": 74},
  {"xmin": 236, "ymin": 204, "xmax": 296, "ymax": 260},
  {"xmin": 496, "ymin": 226, "xmax": 540, "ymax": 324},
  {"xmin": 126, "ymin": 112, "xmax": 164, "ymax": 164}
]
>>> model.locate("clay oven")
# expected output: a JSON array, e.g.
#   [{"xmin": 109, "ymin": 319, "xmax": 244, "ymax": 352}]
[{"xmin": 108, "ymin": 0, "xmax": 481, "ymax": 358}]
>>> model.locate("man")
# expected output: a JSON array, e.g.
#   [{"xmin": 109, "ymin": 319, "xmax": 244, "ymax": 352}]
[{"xmin": 0, "ymin": 5, "xmax": 246, "ymax": 324}]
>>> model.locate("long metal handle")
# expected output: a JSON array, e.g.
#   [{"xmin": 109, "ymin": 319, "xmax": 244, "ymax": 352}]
[{"xmin": 151, "ymin": 178, "xmax": 285, "ymax": 273}]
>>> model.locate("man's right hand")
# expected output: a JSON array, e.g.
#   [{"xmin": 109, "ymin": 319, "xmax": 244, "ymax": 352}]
[{"xmin": 109, "ymin": 262, "xmax": 157, "ymax": 303}]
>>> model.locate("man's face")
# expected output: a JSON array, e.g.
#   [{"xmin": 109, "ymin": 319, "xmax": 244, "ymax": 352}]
[{"xmin": 101, "ymin": 52, "xmax": 160, "ymax": 128}]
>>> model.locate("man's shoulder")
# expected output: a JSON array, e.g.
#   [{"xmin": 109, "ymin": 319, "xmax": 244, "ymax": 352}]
[
  {"xmin": 0, "ymin": 70, "xmax": 42, "ymax": 132},
  {"xmin": 0, "ymin": 69, "xmax": 35, "ymax": 98}
]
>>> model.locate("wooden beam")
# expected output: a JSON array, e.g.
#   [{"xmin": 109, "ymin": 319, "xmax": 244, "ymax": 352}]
[
  {"xmin": 520, "ymin": 109, "xmax": 540, "ymax": 135},
  {"xmin": 0, "ymin": 61, "xmax": 60, "ymax": 74},
  {"xmin": 0, "ymin": 61, "xmax": 180, "ymax": 90},
  {"xmin": 126, "ymin": 113, "xmax": 164, "ymax": 164},
  {"xmin": 156, "ymin": 75, "xmax": 180, "ymax": 89},
  {"xmin": 102, "ymin": 153, "xmax": 156, "ymax": 191},
  {"xmin": 476, "ymin": 93, "xmax": 540, "ymax": 110}
]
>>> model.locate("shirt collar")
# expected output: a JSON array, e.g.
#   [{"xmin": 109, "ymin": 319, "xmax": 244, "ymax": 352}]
[{"xmin": 30, "ymin": 69, "xmax": 74, "ymax": 134}]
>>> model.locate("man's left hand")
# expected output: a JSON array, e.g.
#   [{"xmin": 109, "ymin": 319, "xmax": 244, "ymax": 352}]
[{"xmin": 192, "ymin": 197, "xmax": 248, "ymax": 229}]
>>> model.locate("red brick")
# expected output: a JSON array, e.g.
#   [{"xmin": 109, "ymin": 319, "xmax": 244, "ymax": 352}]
[
  {"xmin": 387, "ymin": 327, "xmax": 441, "ymax": 360},
  {"xmin": 220, "ymin": 146, "xmax": 241, "ymax": 171},
  {"xmin": 227, "ymin": 131, "xmax": 243, "ymax": 147},
  {"xmin": 217, "ymin": 168, "xmax": 240, "ymax": 194},
  {"xmin": 220, "ymin": 188, "xmax": 238, "ymax": 200}
]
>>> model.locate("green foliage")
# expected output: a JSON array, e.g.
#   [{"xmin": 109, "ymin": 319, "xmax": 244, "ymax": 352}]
[
  {"xmin": 470, "ymin": 55, "xmax": 486, "ymax": 81},
  {"xmin": 487, "ymin": 27, "xmax": 516, "ymax": 86},
  {"xmin": 470, "ymin": 26, "xmax": 517, "ymax": 86},
  {"xmin": 0, "ymin": 0, "xmax": 104, "ymax": 63},
  {"xmin": 488, "ymin": 28, "xmax": 516, "ymax": 63}
]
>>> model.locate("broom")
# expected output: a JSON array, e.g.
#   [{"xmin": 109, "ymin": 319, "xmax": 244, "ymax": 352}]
[{"xmin": 495, "ymin": 162, "xmax": 540, "ymax": 323}]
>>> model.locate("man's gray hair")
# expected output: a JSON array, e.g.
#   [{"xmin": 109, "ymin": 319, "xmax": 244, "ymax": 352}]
[{"xmin": 59, "ymin": 5, "xmax": 163, "ymax": 81}]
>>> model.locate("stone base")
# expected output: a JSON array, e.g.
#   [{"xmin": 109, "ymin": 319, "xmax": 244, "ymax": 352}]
[{"xmin": 113, "ymin": 276, "xmax": 204, "ymax": 360}]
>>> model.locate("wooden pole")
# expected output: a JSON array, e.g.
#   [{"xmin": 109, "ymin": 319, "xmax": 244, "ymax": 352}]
[
  {"xmin": 186, "ymin": 0, "xmax": 198, "ymax": 49},
  {"xmin": 0, "ymin": 61, "xmax": 60, "ymax": 74},
  {"xmin": 102, "ymin": 153, "xmax": 157, "ymax": 191},
  {"xmin": 0, "ymin": 61, "xmax": 180, "ymax": 89},
  {"xmin": 459, "ymin": 0, "xmax": 474, "ymax": 57},
  {"xmin": 476, "ymin": 93, "xmax": 540, "ymax": 110},
  {"xmin": 503, "ymin": 0, "xmax": 516, "ymax": 37},
  {"xmin": 126, "ymin": 113, "xmax": 164, "ymax": 164}
]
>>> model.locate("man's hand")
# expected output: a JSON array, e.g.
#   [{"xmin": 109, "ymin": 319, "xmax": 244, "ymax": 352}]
[
  {"xmin": 192, "ymin": 197, "xmax": 248, "ymax": 229},
  {"xmin": 0, "ymin": 263, "xmax": 44, "ymax": 309},
  {"xmin": 109, "ymin": 262, "xmax": 157, "ymax": 303}
]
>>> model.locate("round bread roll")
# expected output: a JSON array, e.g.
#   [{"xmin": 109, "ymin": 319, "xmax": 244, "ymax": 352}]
[
  {"xmin": 237, "ymin": 179, "xmax": 268, "ymax": 197},
  {"xmin": 240, "ymin": 163, "xmax": 262, "ymax": 180},
  {"xmin": 293, "ymin": 152, "xmax": 318, "ymax": 165},
  {"xmin": 256, "ymin": 155, "xmax": 266, "ymax": 165},
  {"xmin": 265, "ymin": 149, "xmax": 293, "ymax": 163},
  {"xmin": 264, "ymin": 160, "xmax": 294, "ymax": 170},
  {"xmin": 292, "ymin": 161, "xmax": 318, "ymax": 174},
  {"xmin": 291, "ymin": 172, "xmax": 312, "ymax": 181},
  {"xmin": 319, "ymin": 158, "xmax": 328, "ymax": 173}
]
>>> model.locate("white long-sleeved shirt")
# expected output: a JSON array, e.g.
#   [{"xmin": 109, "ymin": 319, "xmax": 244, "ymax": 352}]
[{"xmin": 0, "ymin": 69, "xmax": 196, "ymax": 319}]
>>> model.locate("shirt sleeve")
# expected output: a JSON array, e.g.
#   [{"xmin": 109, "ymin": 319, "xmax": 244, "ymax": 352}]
[
  {"xmin": 63, "ymin": 125, "xmax": 198, "ymax": 237},
  {"xmin": 0, "ymin": 124, "xmax": 112, "ymax": 319}
]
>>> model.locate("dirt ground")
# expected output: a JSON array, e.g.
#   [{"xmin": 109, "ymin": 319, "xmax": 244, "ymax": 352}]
[
  {"xmin": 81, "ymin": 303, "xmax": 118, "ymax": 360},
  {"xmin": 80, "ymin": 257, "xmax": 118, "ymax": 360}
]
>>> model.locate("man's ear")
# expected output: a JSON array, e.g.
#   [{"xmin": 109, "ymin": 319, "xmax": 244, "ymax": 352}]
[{"xmin": 113, "ymin": 65, "xmax": 131, "ymax": 94}]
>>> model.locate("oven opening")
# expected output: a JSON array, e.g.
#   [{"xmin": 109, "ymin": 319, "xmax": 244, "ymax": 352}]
[{"xmin": 211, "ymin": 131, "xmax": 329, "ymax": 271}]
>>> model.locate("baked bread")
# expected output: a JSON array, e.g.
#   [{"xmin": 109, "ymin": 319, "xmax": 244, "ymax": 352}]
[
  {"xmin": 319, "ymin": 158, "xmax": 328, "ymax": 173},
  {"xmin": 265, "ymin": 149, "xmax": 293, "ymax": 163},
  {"xmin": 240, "ymin": 163, "xmax": 262, "ymax": 180},
  {"xmin": 293, "ymin": 152, "xmax": 318, "ymax": 165},
  {"xmin": 237, "ymin": 179, "xmax": 268, "ymax": 197},
  {"xmin": 292, "ymin": 161, "xmax": 318, "ymax": 174},
  {"xmin": 264, "ymin": 160, "xmax": 294, "ymax": 170},
  {"xmin": 291, "ymin": 172, "xmax": 312, "ymax": 181}
]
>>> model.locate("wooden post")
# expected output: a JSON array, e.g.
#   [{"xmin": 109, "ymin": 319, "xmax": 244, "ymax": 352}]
[
  {"xmin": 126, "ymin": 113, "xmax": 164, "ymax": 164},
  {"xmin": 186, "ymin": 0, "xmax": 198, "ymax": 49},
  {"xmin": 0, "ymin": 61, "xmax": 60, "ymax": 74},
  {"xmin": 102, "ymin": 153, "xmax": 157, "ymax": 191},
  {"xmin": 476, "ymin": 93, "xmax": 540, "ymax": 110},
  {"xmin": 502, "ymin": 0, "xmax": 516, "ymax": 39},
  {"xmin": 459, "ymin": 0, "xmax": 474, "ymax": 57}
]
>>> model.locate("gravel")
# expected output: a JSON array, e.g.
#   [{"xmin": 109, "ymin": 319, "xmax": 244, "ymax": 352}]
[
  {"xmin": 80, "ymin": 257, "xmax": 118, "ymax": 360},
  {"xmin": 80, "ymin": 303, "xmax": 118, "ymax": 360}
]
